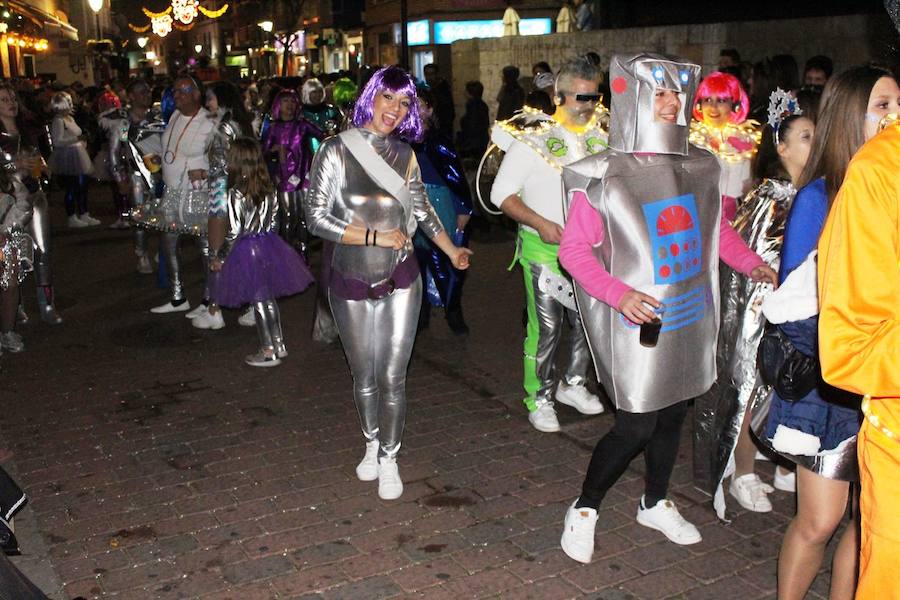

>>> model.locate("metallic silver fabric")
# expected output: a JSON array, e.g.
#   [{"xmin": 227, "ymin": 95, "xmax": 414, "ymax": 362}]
[
  {"xmin": 749, "ymin": 391, "xmax": 858, "ymax": 481},
  {"xmin": 27, "ymin": 192, "xmax": 51, "ymax": 286},
  {"xmin": 608, "ymin": 53, "xmax": 700, "ymax": 156},
  {"xmin": 693, "ymin": 179, "xmax": 795, "ymax": 507},
  {"xmin": 328, "ymin": 279, "xmax": 422, "ymax": 459},
  {"xmin": 0, "ymin": 227, "xmax": 33, "ymax": 290},
  {"xmin": 160, "ymin": 233, "xmax": 209, "ymax": 302},
  {"xmin": 277, "ymin": 190, "xmax": 309, "ymax": 254},
  {"xmin": 525, "ymin": 259, "xmax": 592, "ymax": 402},
  {"xmin": 253, "ymin": 300, "xmax": 285, "ymax": 356},
  {"xmin": 225, "ymin": 190, "xmax": 279, "ymax": 243},
  {"xmin": 563, "ymin": 146, "xmax": 722, "ymax": 413},
  {"xmin": 133, "ymin": 188, "xmax": 209, "ymax": 235},
  {"xmin": 887, "ymin": 0, "xmax": 900, "ymax": 32},
  {"xmin": 305, "ymin": 127, "xmax": 443, "ymax": 284},
  {"xmin": 207, "ymin": 117, "xmax": 239, "ymax": 218}
]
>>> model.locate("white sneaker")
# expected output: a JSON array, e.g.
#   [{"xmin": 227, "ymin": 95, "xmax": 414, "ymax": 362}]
[
  {"xmin": 356, "ymin": 440, "xmax": 379, "ymax": 481},
  {"xmin": 0, "ymin": 331, "xmax": 24, "ymax": 353},
  {"xmin": 244, "ymin": 351, "xmax": 281, "ymax": 368},
  {"xmin": 561, "ymin": 501, "xmax": 598, "ymax": 563},
  {"xmin": 636, "ymin": 497, "xmax": 702, "ymax": 545},
  {"xmin": 136, "ymin": 255, "xmax": 153, "ymax": 274},
  {"xmin": 774, "ymin": 466, "xmax": 796, "ymax": 493},
  {"xmin": 528, "ymin": 400, "xmax": 560, "ymax": 433},
  {"xmin": 377, "ymin": 456, "xmax": 403, "ymax": 500},
  {"xmin": 238, "ymin": 307, "xmax": 256, "ymax": 327},
  {"xmin": 556, "ymin": 382, "xmax": 604, "ymax": 415},
  {"xmin": 185, "ymin": 304, "xmax": 208, "ymax": 319},
  {"xmin": 67, "ymin": 215, "xmax": 88, "ymax": 228},
  {"xmin": 150, "ymin": 300, "xmax": 190, "ymax": 314},
  {"xmin": 192, "ymin": 309, "xmax": 225, "ymax": 330},
  {"xmin": 729, "ymin": 473, "xmax": 774, "ymax": 512},
  {"xmin": 80, "ymin": 213, "xmax": 101, "ymax": 226}
]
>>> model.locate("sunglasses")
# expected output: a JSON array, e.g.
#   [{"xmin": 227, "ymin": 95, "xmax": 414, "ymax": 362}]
[{"xmin": 573, "ymin": 93, "xmax": 602, "ymax": 103}]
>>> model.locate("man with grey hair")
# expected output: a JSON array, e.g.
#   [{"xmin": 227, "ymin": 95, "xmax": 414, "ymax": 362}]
[{"xmin": 490, "ymin": 55, "xmax": 610, "ymax": 433}]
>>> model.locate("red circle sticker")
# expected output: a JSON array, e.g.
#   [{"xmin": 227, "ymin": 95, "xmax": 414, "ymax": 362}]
[{"xmin": 611, "ymin": 76, "xmax": 627, "ymax": 94}]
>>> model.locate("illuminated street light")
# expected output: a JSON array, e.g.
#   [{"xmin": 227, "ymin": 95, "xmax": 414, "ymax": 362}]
[
  {"xmin": 258, "ymin": 20, "xmax": 273, "ymax": 32},
  {"xmin": 194, "ymin": 44, "xmax": 202, "ymax": 53},
  {"xmin": 88, "ymin": 0, "xmax": 104, "ymax": 13},
  {"xmin": 137, "ymin": 36, "xmax": 148, "ymax": 48}
]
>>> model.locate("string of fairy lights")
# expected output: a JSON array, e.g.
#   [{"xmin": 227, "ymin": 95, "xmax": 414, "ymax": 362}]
[{"xmin": 0, "ymin": 5, "xmax": 49, "ymax": 52}]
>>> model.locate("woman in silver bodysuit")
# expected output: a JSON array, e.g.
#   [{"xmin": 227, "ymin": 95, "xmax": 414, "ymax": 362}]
[{"xmin": 305, "ymin": 67, "xmax": 472, "ymax": 500}]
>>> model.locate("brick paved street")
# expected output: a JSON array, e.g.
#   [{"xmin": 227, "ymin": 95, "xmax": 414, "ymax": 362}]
[{"xmin": 3, "ymin": 203, "xmax": 841, "ymax": 599}]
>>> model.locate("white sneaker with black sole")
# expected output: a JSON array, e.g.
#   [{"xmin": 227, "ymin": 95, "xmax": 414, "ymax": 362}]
[
  {"xmin": 528, "ymin": 400, "xmax": 560, "ymax": 433},
  {"xmin": 561, "ymin": 501, "xmax": 598, "ymax": 563},
  {"xmin": 635, "ymin": 496, "xmax": 701, "ymax": 545},
  {"xmin": 377, "ymin": 456, "xmax": 403, "ymax": 500},
  {"xmin": 556, "ymin": 382, "xmax": 604, "ymax": 415},
  {"xmin": 356, "ymin": 440, "xmax": 379, "ymax": 481},
  {"xmin": 150, "ymin": 300, "xmax": 190, "ymax": 314}
]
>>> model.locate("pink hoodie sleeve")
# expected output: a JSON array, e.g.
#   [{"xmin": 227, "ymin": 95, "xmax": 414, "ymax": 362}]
[
  {"xmin": 559, "ymin": 192, "xmax": 632, "ymax": 309},
  {"xmin": 718, "ymin": 211, "xmax": 766, "ymax": 275}
]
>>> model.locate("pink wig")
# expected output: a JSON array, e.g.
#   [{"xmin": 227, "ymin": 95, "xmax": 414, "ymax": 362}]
[
  {"xmin": 351, "ymin": 66, "xmax": 422, "ymax": 143},
  {"xmin": 692, "ymin": 71, "xmax": 750, "ymax": 123},
  {"xmin": 271, "ymin": 89, "xmax": 300, "ymax": 121}
]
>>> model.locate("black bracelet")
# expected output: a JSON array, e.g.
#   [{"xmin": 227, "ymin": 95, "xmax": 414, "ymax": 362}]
[
  {"xmin": 373, "ymin": 230, "xmax": 377, "ymax": 246},
  {"xmin": 365, "ymin": 228, "xmax": 370, "ymax": 246}
]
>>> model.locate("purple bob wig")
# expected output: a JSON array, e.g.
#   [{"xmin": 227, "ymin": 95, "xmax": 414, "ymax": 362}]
[
  {"xmin": 351, "ymin": 66, "xmax": 423, "ymax": 143},
  {"xmin": 271, "ymin": 89, "xmax": 301, "ymax": 121}
]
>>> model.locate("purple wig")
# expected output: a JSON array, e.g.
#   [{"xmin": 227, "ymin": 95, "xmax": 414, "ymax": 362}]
[
  {"xmin": 271, "ymin": 89, "xmax": 301, "ymax": 121},
  {"xmin": 351, "ymin": 66, "xmax": 423, "ymax": 143}
]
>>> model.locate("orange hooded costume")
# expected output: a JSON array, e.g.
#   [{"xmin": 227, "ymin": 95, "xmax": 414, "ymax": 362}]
[{"xmin": 817, "ymin": 118, "xmax": 900, "ymax": 599}]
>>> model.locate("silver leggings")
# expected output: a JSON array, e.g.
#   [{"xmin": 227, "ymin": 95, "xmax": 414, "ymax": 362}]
[
  {"xmin": 160, "ymin": 233, "xmax": 209, "ymax": 302},
  {"xmin": 27, "ymin": 191, "xmax": 51, "ymax": 287},
  {"xmin": 253, "ymin": 300, "xmax": 285, "ymax": 356},
  {"xmin": 329, "ymin": 278, "xmax": 422, "ymax": 459}
]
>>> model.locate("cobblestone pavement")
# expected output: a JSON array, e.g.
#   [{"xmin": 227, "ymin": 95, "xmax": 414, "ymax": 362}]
[{"xmin": 3, "ymin": 203, "xmax": 842, "ymax": 599}]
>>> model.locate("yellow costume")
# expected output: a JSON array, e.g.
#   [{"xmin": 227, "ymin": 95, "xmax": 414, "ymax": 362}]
[{"xmin": 817, "ymin": 118, "xmax": 900, "ymax": 600}]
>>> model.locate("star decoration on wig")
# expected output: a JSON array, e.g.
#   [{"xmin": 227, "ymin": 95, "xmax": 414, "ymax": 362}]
[{"xmin": 767, "ymin": 88, "xmax": 802, "ymax": 144}]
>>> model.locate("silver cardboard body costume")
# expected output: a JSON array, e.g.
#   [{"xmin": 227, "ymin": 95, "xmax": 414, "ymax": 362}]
[
  {"xmin": 305, "ymin": 127, "xmax": 443, "ymax": 459},
  {"xmin": 692, "ymin": 178, "xmax": 794, "ymax": 517},
  {"xmin": 563, "ymin": 53, "xmax": 723, "ymax": 414}
]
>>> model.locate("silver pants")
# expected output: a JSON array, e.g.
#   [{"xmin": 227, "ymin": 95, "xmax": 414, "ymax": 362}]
[
  {"xmin": 523, "ymin": 259, "xmax": 592, "ymax": 411},
  {"xmin": 27, "ymin": 191, "xmax": 51, "ymax": 287},
  {"xmin": 278, "ymin": 190, "xmax": 309, "ymax": 255},
  {"xmin": 160, "ymin": 233, "xmax": 209, "ymax": 302},
  {"xmin": 329, "ymin": 278, "xmax": 422, "ymax": 459},
  {"xmin": 253, "ymin": 300, "xmax": 285, "ymax": 355}
]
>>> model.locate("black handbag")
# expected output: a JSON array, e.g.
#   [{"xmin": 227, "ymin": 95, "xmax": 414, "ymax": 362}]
[{"xmin": 757, "ymin": 325, "xmax": 819, "ymax": 400}]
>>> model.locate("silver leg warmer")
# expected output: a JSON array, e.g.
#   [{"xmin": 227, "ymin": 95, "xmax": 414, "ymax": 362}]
[
  {"xmin": 161, "ymin": 233, "xmax": 184, "ymax": 302},
  {"xmin": 328, "ymin": 279, "xmax": 422, "ymax": 459},
  {"xmin": 28, "ymin": 191, "xmax": 52, "ymax": 287},
  {"xmin": 253, "ymin": 301, "xmax": 275, "ymax": 351},
  {"xmin": 278, "ymin": 190, "xmax": 309, "ymax": 255}
]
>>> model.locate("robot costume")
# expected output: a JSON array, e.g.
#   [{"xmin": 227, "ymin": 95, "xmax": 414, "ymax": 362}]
[
  {"xmin": 0, "ymin": 120, "xmax": 61, "ymax": 324},
  {"xmin": 132, "ymin": 107, "xmax": 215, "ymax": 305},
  {"xmin": 109, "ymin": 104, "xmax": 165, "ymax": 271},
  {"xmin": 305, "ymin": 127, "xmax": 444, "ymax": 459},
  {"xmin": 301, "ymin": 79, "xmax": 344, "ymax": 138},
  {"xmin": 489, "ymin": 103, "xmax": 608, "ymax": 413},
  {"xmin": 261, "ymin": 90, "xmax": 323, "ymax": 254},
  {"xmin": 692, "ymin": 178, "xmax": 795, "ymax": 518}
]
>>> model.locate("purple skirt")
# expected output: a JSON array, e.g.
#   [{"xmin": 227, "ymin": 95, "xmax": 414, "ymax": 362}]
[{"xmin": 217, "ymin": 232, "xmax": 315, "ymax": 307}]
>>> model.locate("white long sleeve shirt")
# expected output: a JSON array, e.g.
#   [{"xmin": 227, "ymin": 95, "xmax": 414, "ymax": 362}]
[{"xmin": 160, "ymin": 108, "xmax": 215, "ymax": 191}]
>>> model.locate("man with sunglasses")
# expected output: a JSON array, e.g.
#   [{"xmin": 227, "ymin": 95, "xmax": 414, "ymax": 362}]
[{"xmin": 490, "ymin": 55, "xmax": 609, "ymax": 433}]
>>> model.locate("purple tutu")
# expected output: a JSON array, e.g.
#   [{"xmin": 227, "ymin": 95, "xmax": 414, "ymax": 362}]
[{"xmin": 217, "ymin": 232, "xmax": 314, "ymax": 307}]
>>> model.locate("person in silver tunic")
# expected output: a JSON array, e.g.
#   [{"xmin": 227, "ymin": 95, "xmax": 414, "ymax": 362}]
[
  {"xmin": 305, "ymin": 67, "xmax": 472, "ymax": 501},
  {"xmin": 692, "ymin": 90, "xmax": 814, "ymax": 518},
  {"xmin": 557, "ymin": 53, "xmax": 776, "ymax": 563}
]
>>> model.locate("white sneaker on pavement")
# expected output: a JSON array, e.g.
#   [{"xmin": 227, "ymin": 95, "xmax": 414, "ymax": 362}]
[
  {"xmin": 80, "ymin": 213, "xmax": 101, "ymax": 226},
  {"xmin": 356, "ymin": 440, "xmax": 379, "ymax": 481},
  {"xmin": 528, "ymin": 400, "xmax": 560, "ymax": 433},
  {"xmin": 244, "ymin": 351, "xmax": 281, "ymax": 368},
  {"xmin": 556, "ymin": 382, "xmax": 604, "ymax": 415},
  {"xmin": 377, "ymin": 456, "xmax": 403, "ymax": 500},
  {"xmin": 150, "ymin": 300, "xmax": 190, "ymax": 314},
  {"xmin": 136, "ymin": 255, "xmax": 153, "ymax": 274},
  {"xmin": 184, "ymin": 303, "xmax": 208, "ymax": 319},
  {"xmin": 561, "ymin": 501, "xmax": 598, "ymax": 563},
  {"xmin": 67, "ymin": 215, "xmax": 88, "ymax": 228},
  {"xmin": 729, "ymin": 473, "xmax": 774, "ymax": 512},
  {"xmin": 191, "ymin": 309, "xmax": 225, "ymax": 330},
  {"xmin": 774, "ymin": 466, "xmax": 796, "ymax": 493},
  {"xmin": 635, "ymin": 496, "xmax": 702, "ymax": 545},
  {"xmin": 0, "ymin": 331, "xmax": 24, "ymax": 353},
  {"xmin": 238, "ymin": 307, "xmax": 256, "ymax": 327}
]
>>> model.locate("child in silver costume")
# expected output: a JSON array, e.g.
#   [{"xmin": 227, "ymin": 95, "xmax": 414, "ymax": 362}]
[{"xmin": 305, "ymin": 66, "xmax": 472, "ymax": 501}]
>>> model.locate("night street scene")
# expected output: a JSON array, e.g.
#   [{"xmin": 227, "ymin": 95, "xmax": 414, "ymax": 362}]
[{"xmin": 1, "ymin": 0, "xmax": 899, "ymax": 598}]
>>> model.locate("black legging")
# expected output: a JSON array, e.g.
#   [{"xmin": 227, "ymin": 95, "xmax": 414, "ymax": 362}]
[{"xmin": 577, "ymin": 400, "xmax": 690, "ymax": 510}]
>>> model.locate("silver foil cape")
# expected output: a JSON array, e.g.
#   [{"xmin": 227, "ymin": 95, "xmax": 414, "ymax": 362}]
[
  {"xmin": 563, "ymin": 145, "xmax": 722, "ymax": 413},
  {"xmin": 305, "ymin": 128, "xmax": 443, "ymax": 284},
  {"xmin": 691, "ymin": 179, "xmax": 794, "ymax": 517},
  {"xmin": 608, "ymin": 53, "xmax": 700, "ymax": 156}
]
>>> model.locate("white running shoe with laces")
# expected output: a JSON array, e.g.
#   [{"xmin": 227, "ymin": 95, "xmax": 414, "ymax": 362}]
[
  {"xmin": 67, "ymin": 215, "xmax": 89, "ymax": 228},
  {"xmin": 356, "ymin": 440, "xmax": 379, "ymax": 481},
  {"xmin": 635, "ymin": 496, "xmax": 702, "ymax": 545},
  {"xmin": 528, "ymin": 400, "xmax": 560, "ymax": 433},
  {"xmin": 191, "ymin": 310, "xmax": 225, "ymax": 330},
  {"xmin": 561, "ymin": 501, "xmax": 598, "ymax": 563},
  {"xmin": 80, "ymin": 213, "xmax": 101, "ymax": 226},
  {"xmin": 185, "ymin": 303, "xmax": 208, "ymax": 319},
  {"xmin": 556, "ymin": 382, "xmax": 604, "ymax": 415},
  {"xmin": 238, "ymin": 307, "xmax": 256, "ymax": 327},
  {"xmin": 729, "ymin": 473, "xmax": 774, "ymax": 512},
  {"xmin": 377, "ymin": 456, "xmax": 403, "ymax": 500}
]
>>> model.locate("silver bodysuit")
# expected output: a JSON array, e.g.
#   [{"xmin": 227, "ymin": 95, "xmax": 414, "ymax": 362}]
[{"xmin": 305, "ymin": 127, "xmax": 443, "ymax": 459}]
